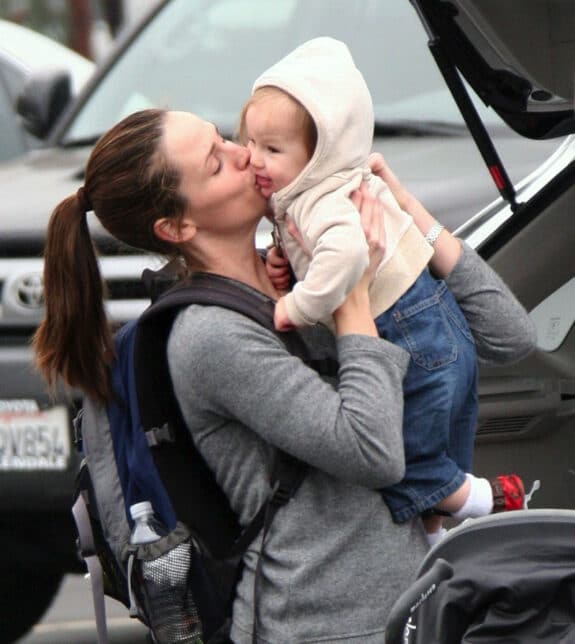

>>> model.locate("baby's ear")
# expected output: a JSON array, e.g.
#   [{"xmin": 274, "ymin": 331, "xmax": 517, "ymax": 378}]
[{"xmin": 153, "ymin": 216, "xmax": 197, "ymax": 243}]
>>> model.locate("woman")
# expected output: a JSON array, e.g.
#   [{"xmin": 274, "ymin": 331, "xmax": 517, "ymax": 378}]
[{"xmin": 34, "ymin": 108, "xmax": 536, "ymax": 643}]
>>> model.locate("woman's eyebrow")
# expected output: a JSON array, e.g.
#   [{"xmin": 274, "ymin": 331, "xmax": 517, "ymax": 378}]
[
  {"xmin": 204, "ymin": 123, "xmax": 222, "ymax": 166},
  {"xmin": 204, "ymin": 142, "xmax": 215, "ymax": 167},
  {"xmin": 203, "ymin": 124, "xmax": 221, "ymax": 168}
]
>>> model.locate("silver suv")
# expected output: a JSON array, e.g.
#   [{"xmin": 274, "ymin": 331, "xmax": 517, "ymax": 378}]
[{"xmin": 0, "ymin": 0, "xmax": 571, "ymax": 640}]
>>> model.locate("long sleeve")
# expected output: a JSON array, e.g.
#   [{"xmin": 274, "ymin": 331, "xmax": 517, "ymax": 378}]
[
  {"xmin": 168, "ymin": 305, "xmax": 409, "ymax": 489},
  {"xmin": 166, "ymin": 298, "xmax": 428, "ymax": 644},
  {"xmin": 445, "ymin": 241, "xmax": 537, "ymax": 365},
  {"xmin": 279, "ymin": 172, "xmax": 431, "ymax": 327},
  {"xmin": 282, "ymin": 189, "xmax": 369, "ymax": 327}
]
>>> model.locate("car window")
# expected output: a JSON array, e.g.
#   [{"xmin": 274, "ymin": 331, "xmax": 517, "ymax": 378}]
[{"xmin": 62, "ymin": 0, "xmax": 504, "ymax": 144}]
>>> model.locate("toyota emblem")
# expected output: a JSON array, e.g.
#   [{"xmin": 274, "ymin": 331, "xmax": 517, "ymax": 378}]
[{"xmin": 15, "ymin": 274, "xmax": 45, "ymax": 309}]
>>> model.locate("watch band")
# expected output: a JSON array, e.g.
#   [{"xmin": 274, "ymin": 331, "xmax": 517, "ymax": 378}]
[{"xmin": 424, "ymin": 221, "xmax": 445, "ymax": 246}]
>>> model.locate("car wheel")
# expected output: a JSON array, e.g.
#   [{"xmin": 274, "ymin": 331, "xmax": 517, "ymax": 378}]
[{"xmin": 0, "ymin": 568, "xmax": 63, "ymax": 642}]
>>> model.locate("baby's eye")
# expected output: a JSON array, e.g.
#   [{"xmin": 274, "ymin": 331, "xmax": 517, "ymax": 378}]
[
  {"xmin": 213, "ymin": 159, "xmax": 222, "ymax": 175},
  {"xmin": 268, "ymin": 146, "xmax": 280, "ymax": 154}
]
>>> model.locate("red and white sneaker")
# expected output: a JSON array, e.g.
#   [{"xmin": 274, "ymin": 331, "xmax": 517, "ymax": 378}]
[{"xmin": 491, "ymin": 474, "xmax": 525, "ymax": 512}]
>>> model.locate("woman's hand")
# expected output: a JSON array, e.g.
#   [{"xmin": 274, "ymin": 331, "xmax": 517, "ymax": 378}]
[
  {"xmin": 350, "ymin": 182, "xmax": 386, "ymax": 286},
  {"xmin": 368, "ymin": 152, "xmax": 462, "ymax": 277},
  {"xmin": 334, "ymin": 184, "xmax": 384, "ymax": 337},
  {"xmin": 368, "ymin": 152, "xmax": 412, "ymax": 211}
]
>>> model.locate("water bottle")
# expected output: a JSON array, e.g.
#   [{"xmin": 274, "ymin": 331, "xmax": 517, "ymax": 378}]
[
  {"xmin": 129, "ymin": 501, "xmax": 168, "ymax": 544},
  {"xmin": 128, "ymin": 501, "xmax": 203, "ymax": 643}
]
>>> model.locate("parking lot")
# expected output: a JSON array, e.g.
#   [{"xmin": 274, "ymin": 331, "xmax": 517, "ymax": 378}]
[{"xmin": 17, "ymin": 574, "xmax": 148, "ymax": 644}]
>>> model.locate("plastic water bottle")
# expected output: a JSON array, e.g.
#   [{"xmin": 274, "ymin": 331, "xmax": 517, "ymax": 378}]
[
  {"xmin": 129, "ymin": 501, "xmax": 168, "ymax": 544},
  {"xmin": 128, "ymin": 502, "xmax": 203, "ymax": 643}
]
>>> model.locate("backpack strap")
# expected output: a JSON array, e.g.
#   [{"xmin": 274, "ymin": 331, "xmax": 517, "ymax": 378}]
[
  {"xmin": 72, "ymin": 485, "xmax": 108, "ymax": 644},
  {"xmin": 134, "ymin": 272, "xmax": 310, "ymax": 557},
  {"xmin": 141, "ymin": 268, "xmax": 337, "ymax": 376},
  {"xmin": 135, "ymin": 272, "xmax": 311, "ymax": 641}
]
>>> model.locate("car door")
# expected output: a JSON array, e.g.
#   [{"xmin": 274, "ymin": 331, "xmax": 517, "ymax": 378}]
[
  {"xmin": 411, "ymin": 0, "xmax": 575, "ymax": 509},
  {"xmin": 470, "ymin": 151, "xmax": 575, "ymax": 510}
]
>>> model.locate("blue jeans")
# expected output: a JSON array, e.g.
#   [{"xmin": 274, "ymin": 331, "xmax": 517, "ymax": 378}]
[{"xmin": 376, "ymin": 269, "xmax": 478, "ymax": 523}]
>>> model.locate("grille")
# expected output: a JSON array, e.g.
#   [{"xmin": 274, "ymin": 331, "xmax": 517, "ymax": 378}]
[
  {"xmin": 0, "ymin": 328, "xmax": 34, "ymax": 346},
  {"xmin": 477, "ymin": 416, "xmax": 533, "ymax": 435}
]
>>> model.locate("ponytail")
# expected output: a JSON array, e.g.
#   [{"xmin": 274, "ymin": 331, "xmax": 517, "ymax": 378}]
[
  {"xmin": 33, "ymin": 192, "xmax": 114, "ymax": 404},
  {"xmin": 33, "ymin": 108, "xmax": 187, "ymax": 404}
]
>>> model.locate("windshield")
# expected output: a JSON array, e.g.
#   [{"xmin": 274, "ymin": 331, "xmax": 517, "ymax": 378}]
[{"xmin": 62, "ymin": 0, "xmax": 504, "ymax": 144}]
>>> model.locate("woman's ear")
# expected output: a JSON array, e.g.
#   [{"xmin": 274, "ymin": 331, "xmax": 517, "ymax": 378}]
[{"xmin": 153, "ymin": 216, "xmax": 197, "ymax": 243}]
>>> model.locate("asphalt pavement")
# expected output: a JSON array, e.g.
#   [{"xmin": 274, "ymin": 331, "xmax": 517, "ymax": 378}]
[{"xmin": 16, "ymin": 574, "xmax": 149, "ymax": 644}]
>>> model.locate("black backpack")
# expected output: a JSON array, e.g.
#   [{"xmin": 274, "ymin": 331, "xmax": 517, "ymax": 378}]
[{"xmin": 72, "ymin": 271, "xmax": 318, "ymax": 643}]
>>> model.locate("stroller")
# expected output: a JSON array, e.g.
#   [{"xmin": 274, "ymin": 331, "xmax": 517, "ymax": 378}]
[{"xmin": 385, "ymin": 509, "xmax": 575, "ymax": 643}]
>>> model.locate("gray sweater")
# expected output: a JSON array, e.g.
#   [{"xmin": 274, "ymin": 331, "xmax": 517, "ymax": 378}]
[{"xmin": 167, "ymin": 243, "xmax": 536, "ymax": 643}]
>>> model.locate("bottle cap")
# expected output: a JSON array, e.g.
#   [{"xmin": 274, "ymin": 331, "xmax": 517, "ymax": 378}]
[{"xmin": 129, "ymin": 501, "xmax": 153, "ymax": 520}]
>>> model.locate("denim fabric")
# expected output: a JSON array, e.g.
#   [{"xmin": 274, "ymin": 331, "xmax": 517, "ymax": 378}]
[{"xmin": 376, "ymin": 269, "xmax": 478, "ymax": 523}]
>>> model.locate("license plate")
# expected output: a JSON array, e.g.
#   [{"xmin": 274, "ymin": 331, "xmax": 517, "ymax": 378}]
[{"xmin": 0, "ymin": 400, "xmax": 70, "ymax": 470}]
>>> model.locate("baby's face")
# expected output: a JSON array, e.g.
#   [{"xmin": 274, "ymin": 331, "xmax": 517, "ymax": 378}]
[{"xmin": 245, "ymin": 98, "xmax": 310, "ymax": 199}]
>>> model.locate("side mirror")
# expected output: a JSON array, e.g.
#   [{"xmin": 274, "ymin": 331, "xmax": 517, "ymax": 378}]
[{"xmin": 16, "ymin": 68, "xmax": 72, "ymax": 139}]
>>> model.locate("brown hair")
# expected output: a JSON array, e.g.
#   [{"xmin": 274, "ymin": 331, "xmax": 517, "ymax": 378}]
[
  {"xmin": 33, "ymin": 108, "xmax": 188, "ymax": 404},
  {"xmin": 237, "ymin": 86, "xmax": 317, "ymax": 159}
]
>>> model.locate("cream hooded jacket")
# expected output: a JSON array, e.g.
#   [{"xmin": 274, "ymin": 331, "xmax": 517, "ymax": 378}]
[{"xmin": 253, "ymin": 37, "xmax": 433, "ymax": 327}]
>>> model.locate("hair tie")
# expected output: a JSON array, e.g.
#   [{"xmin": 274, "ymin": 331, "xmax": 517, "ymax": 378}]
[{"xmin": 76, "ymin": 186, "xmax": 92, "ymax": 213}]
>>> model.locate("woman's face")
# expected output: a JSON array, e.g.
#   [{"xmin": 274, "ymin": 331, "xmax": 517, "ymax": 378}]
[{"xmin": 162, "ymin": 111, "xmax": 266, "ymax": 235}]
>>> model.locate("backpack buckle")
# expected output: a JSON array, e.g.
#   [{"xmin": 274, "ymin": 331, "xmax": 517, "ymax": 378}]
[{"xmin": 145, "ymin": 423, "xmax": 175, "ymax": 446}]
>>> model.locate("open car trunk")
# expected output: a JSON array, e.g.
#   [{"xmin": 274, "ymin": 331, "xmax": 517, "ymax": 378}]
[{"xmin": 411, "ymin": 0, "xmax": 575, "ymax": 509}]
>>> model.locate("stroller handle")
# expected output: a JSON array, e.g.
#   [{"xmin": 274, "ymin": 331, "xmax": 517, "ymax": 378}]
[{"xmin": 385, "ymin": 558, "xmax": 453, "ymax": 644}]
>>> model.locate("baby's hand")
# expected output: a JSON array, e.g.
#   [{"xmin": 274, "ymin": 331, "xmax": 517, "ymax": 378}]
[
  {"xmin": 266, "ymin": 245, "xmax": 291, "ymax": 294},
  {"xmin": 274, "ymin": 297, "xmax": 295, "ymax": 332}
]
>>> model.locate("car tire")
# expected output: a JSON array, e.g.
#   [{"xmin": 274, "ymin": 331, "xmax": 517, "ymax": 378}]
[{"xmin": 0, "ymin": 568, "xmax": 63, "ymax": 642}]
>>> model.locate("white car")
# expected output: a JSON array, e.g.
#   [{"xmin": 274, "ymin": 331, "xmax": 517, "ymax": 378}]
[{"xmin": 0, "ymin": 19, "xmax": 95, "ymax": 162}]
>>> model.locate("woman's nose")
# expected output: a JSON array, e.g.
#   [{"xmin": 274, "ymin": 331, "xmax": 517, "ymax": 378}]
[{"xmin": 231, "ymin": 143, "xmax": 251, "ymax": 169}]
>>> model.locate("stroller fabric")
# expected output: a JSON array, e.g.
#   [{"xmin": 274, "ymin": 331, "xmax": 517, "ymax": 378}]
[{"xmin": 385, "ymin": 509, "xmax": 575, "ymax": 643}]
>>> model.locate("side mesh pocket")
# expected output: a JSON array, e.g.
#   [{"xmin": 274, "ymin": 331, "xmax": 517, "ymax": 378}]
[{"xmin": 127, "ymin": 523, "xmax": 232, "ymax": 643}]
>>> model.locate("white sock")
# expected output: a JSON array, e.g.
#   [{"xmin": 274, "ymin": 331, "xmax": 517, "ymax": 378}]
[
  {"xmin": 426, "ymin": 527, "xmax": 447, "ymax": 547},
  {"xmin": 452, "ymin": 473, "xmax": 493, "ymax": 521}
]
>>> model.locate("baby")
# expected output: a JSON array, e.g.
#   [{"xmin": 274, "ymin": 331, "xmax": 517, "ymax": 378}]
[{"xmin": 239, "ymin": 37, "xmax": 525, "ymax": 544}]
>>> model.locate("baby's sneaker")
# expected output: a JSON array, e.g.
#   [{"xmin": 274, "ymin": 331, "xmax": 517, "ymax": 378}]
[{"xmin": 490, "ymin": 474, "xmax": 524, "ymax": 512}]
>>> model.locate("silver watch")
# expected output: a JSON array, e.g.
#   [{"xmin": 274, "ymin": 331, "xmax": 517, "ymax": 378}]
[{"xmin": 424, "ymin": 221, "xmax": 445, "ymax": 246}]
